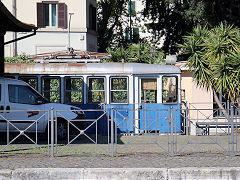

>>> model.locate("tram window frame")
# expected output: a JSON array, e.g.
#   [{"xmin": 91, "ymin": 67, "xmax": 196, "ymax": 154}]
[
  {"xmin": 64, "ymin": 77, "xmax": 83, "ymax": 104},
  {"xmin": 87, "ymin": 76, "xmax": 106, "ymax": 104},
  {"xmin": 141, "ymin": 78, "xmax": 157, "ymax": 104},
  {"xmin": 110, "ymin": 76, "xmax": 128, "ymax": 104},
  {"xmin": 162, "ymin": 75, "xmax": 178, "ymax": 104},
  {"xmin": 18, "ymin": 76, "xmax": 38, "ymax": 90},
  {"xmin": 42, "ymin": 76, "xmax": 61, "ymax": 103}
]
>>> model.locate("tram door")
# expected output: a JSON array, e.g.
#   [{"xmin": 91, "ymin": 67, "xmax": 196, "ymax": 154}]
[{"xmin": 139, "ymin": 78, "xmax": 159, "ymax": 133}]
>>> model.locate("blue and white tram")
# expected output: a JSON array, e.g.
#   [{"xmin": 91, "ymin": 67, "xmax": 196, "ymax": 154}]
[{"xmin": 5, "ymin": 62, "xmax": 181, "ymax": 134}]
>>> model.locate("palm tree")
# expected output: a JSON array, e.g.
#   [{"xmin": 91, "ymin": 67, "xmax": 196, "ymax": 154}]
[{"xmin": 178, "ymin": 23, "xmax": 240, "ymax": 118}]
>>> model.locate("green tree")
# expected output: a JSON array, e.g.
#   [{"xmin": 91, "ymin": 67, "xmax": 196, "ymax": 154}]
[
  {"xmin": 97, "ymin": 0, "xmax": 127, "ymax": 52},
  {"xmin": 105, "ymin": 42, "xmax": 164, "ymax": 64},
  {"xmin": 204, "ymin": 0, "xmax": 240, "ymax": 28},
  {"xmin": 142, "ymin": 0, "xmax": 206, "ymax": 54},
  {"xmin": 178, "ymin": 23, "xmax": 240, "ymax": 116},
  {"xmin": 5, "ymin": 53, "xmax": 34, "ymax": 63}
]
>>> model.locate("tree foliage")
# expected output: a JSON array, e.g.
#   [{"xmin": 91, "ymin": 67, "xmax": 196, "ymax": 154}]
[
  {"xmin": 5, "ymin": 53, "xmax": 34, "ymax": 63},
  {"xmin": 105, "ymin": 42, "xmax": 164, "ymax": 64},
  {"xmin": 142, "ymin": 0, "xmax": 240, "ymax": 55},
  {"xmin": 142, "ymin": 0, "xmax": 206, "ymax": 54},
  {"xmin": 97, "ymin": 0, "xmax": 127, "ymax": 52},
  {"xmin": 178, "ymin": 23, "xmax": 240, "ymax": 104},
  {"xmin": 204, "ymin": 0, "xmax": 240, "ymax": 27}
]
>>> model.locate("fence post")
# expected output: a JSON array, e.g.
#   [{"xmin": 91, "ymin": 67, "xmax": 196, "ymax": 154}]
[
  {"xmin": 231, "ymin": 104, "xmax": 235, "ymax": 156},
  {"xmin": 170, "ymin": 106, "xmax": 174, "ymax": 156},
  {"xmin": 51, "ymin": 107, "xmax": 54, "ymax": 157},
  {"xmin": 111, "ymin": 107, "xmax": 114, "ymax": 157},
  {"xmin": 186, "ymin": 101, "xmax": 189, "ymax": 135}
]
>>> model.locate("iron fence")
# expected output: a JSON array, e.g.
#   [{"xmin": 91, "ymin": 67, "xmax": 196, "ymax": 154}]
[
  {"xmin": 0, "ymin": 110, "xmax": 49, "ymax": 155},
  {"xmin": 0, "ymin": 103, "xmax": 240, "ymax": 157}
]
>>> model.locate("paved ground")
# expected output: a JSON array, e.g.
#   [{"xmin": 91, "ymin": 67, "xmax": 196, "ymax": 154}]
[
  {"xmin": 0, "ymin": 153, "xmax": 240, "ymax": 169},
  {"xmin": 1, "ymin": 135, "xmax": 240, "ymax": 169}
]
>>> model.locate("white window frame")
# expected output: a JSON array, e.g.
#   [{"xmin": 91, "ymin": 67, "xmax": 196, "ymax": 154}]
[
  {"xmin": 110, "ymin": 76, "xmax": 129, "ymax": 104},
  {"xmin": 64, "ymin": 77, "xmax": 84, "ymax": 104},
  {"xmin": 87, "ymin": 76, "xmax": 106, "ymax": 104}
]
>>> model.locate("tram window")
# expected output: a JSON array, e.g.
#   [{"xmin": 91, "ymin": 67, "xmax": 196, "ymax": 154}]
[
  {"xmin": 19, "ymin": 76, "xmax": 38, "ymax": 90},
  {"xmin": 4, "ymin": 76, "xmax": 16, "ymax": 79},
  {"xmin": 88, "ymin": 77, "xmax": 105, "ymax": 103},
  {"xmin": 141, "ymin": 79, "xmax": 157, "ymax": 103},
  {"xmin": 110, "ymin": 77, "xmax": 128, "ymax": 103},
  {"xmin": 162, "ymin": 76, "xmax": 178, "ymax": 103},
  {"xmin": 65, "ymin": 77, "xmax": 83, "ymax": 104},
  {"xmin": 42, "ymin": 77, "xmax": 60, "ymax": 103}
]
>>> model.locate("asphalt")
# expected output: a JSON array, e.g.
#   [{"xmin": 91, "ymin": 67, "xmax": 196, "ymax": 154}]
[{"xmin": 0, "ymin": 135, "xmax": 240, "ymax": 169}]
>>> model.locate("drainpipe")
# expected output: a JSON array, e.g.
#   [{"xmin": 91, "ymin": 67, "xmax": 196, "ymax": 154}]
[{"xmin": 0, "ymin": 31, "xmax": 6, "ymax": 77}]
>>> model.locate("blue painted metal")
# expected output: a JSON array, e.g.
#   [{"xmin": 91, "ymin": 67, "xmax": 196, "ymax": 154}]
[
  {"xmin": 75, "ymin": 103, "xmax": 181, "ymax": 134},
  {"xmin": 139, "ymin": 104, "xmax": 181, "ymax": 133}
]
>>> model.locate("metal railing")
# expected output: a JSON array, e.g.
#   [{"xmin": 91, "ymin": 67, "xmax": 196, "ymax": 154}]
[
  {"xmin": 0, "ymin": 103, "xmax": 240, "ymax": 157},
  {"xmin": 0, "ymin": 110, "xmax": 49, "ymax": 155}
]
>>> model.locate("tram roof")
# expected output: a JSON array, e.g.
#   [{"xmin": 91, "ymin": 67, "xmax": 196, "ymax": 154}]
[{"xmin": 5, "ymin": 62, "xmax": 181, "ymax": 75}]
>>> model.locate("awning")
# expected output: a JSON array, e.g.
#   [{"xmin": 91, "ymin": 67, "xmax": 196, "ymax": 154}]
[{"xmin": 0, "ymin": 1, "xmax": 37, "ymax": 32}]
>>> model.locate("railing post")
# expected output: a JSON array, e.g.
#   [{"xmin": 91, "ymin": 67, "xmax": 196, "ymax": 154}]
[
  {"xmin": 186, "ymin": 101, "xmax": 189, "ymax": 135},
  {"xmin": 231, "ymin": 104, "xmax": 235, "ymax": 156},
  {"xmin": 170, "ymin": 106, "xmax": 174, "ymax": 156},
  {"xmin": 111, "ymin": 107, "xmax": 114, "ymax": 157},
  {"xmin": 51, "ymin": 107, "xmax": 54, "ymax": 157}
]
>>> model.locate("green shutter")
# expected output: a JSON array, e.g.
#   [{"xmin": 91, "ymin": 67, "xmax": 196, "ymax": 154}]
[{"xmin": 128, "ymin": 1, "xmax": 136, "ymax": 15}]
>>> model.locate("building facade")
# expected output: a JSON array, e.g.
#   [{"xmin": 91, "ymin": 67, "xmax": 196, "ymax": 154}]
[{"xmin": 2, "ymin": 0, "xmax": 97, "ymax": 57}]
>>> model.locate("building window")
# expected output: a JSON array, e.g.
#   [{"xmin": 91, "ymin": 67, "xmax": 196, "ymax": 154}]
[
  {"xmin": 141, "ymin": 79, "xmax": 157, "ymax": 103},
  {"xmin": 37, "ymin": 2, "xmax": 67, "ymax": 28},
  {"xmin": 42, "ymin": 77, "xmax": 60, "ymax": 103},
  {"xmin": 125, "ymin": 28, "xmax": 139, "ymax": 43},
  {"xmin": 89, "ymin": 5, "xmax": 96, "ymax": 31},
  {"xmin": 128, "ymin": 1, "xmax": 136, "ymax": 16},
  {"xmin": 88, "ymin": 77, "xmax": 105, "ymax": 103},
  {"xmin": 65, "ymin": 77, "xmax": 83, "ymax": 104},
  {"xmin": 162, "ymin": 76, "xmax": 178, "ymax": 103},
  {"xmin": 110, "ymin": 77, "xmax": 128, "ymax": 103},
  {"xmin": 44, "ymin": 3, "xmax": 57, "ymax": 27}
]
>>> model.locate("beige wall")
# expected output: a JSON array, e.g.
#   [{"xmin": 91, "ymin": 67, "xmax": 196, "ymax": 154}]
[
  {"xmin": 2, "ymin": 0, "xmax": 97, "ymax": 56},
  {"xmin": 2, "ymin": 0, "xmax": 88, "ymax": 29},
  {"xmin": 180, "ymin": 69, "xmax": 214, "ymax": 135}
]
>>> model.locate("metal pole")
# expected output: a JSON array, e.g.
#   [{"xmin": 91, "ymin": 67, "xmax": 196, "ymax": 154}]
[
  {"xmin": 170, "ymin": 106, "xmax": 174, "ymax": 156},
  {"xmin": 129, "ymin": 0, "xmax": 132, "ymax": 43},
  {"xmin": 12, "ymin": 0, "xmax": 17, "ymax": 57},
  {"xmin": 51, "ymin": 107, "xmax": 54, "ymax": 157},
  {"xmin": 111, "ymin": 107, "xmax": 114, "ymax": 157},
  {"xmin": 186, "ymin": 101, "xmax": 189, "ymax": 135},
  {"xmin": 231, "ymin": 105, "xmax": 235, "ymax": 156},
  {"xmin": 68, "ymin": 13, "xmax": 74, "ymax": 53}
]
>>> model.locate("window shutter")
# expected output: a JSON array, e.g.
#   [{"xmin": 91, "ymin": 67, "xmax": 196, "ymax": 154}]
[
  {"xmin": 37, "ymin": 3, "xmax": 44, "ymax": 28},
  {"xmin": 58, "ymin": 3, "xmax": 67, "ymax": 29}
]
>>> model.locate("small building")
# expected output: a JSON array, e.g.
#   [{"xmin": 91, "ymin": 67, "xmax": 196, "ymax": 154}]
[{"xmin": 2, "ymin": 0, "xmax": 97, "ymax": 57}]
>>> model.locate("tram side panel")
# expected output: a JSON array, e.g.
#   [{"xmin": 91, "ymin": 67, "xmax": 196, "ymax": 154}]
[{"xmin": 139, "ymin": 103, "xmax": 181, "ymax": 133}]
